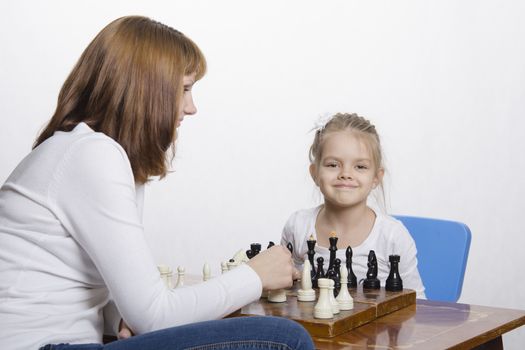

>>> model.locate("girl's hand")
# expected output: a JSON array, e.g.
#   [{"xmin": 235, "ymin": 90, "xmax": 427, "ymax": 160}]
[{"xmin": 118, "ymin": 319, "xmax": 134, "ymax": 339}]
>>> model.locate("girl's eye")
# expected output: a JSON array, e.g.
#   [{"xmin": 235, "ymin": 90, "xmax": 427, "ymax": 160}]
[
  {"xmin": 325, "ymin": 163, "xmax": 338, "ymax": 168},
  {"xmin": 356, "ymin": 165, "xmax": 368, "ymax": 170}
]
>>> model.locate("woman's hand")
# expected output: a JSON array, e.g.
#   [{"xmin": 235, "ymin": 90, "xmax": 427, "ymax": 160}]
[
  {"xmin": 247, "ymin": 245, "xmax": 298, "ymax": 290},
  {"xmin": 118, "ymin": 319, "xmax": 134, "ymax": 339}
]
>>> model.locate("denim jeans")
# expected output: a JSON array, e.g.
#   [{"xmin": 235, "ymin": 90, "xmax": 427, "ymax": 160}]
[{"xmin": 39, "ymin": 316, "xmax": 314, "ymax": 350}]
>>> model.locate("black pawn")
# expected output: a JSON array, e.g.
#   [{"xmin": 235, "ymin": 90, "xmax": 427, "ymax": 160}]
[
  {"xmin": 333, "ymin": 258, "xmax": 342, "ymax": 293},
  {"xmin": 345, "ymin": 246, "xmax": 358, "ymax": 288},
  {"xmin": 246, "ymin": 249, "xmax": 255, "ymax": 259},
  {"xmin": 363, "ymin": 250, "xmax": 380, "ymax": 289},
  {"xmin": 385, "ymin": 255, "xmax": 403, "ymax": 292},
  {"xmin": 267, "ymin": 241, "xmax": 275, "ymax": 249},
  {"xmin": 313, "ymin": 256, "xmax": 325, "ymax": 288}
]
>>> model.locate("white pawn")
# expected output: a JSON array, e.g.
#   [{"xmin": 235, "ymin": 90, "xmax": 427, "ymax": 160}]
[
  {"xmin": 314, "ymin": 278, "xmax": 334, "ymax": 319},
  {"xmin": 175, "ymin": 266, "xmax": 185, "ymax": 288},
  {"xmin": 328, "ymin": 279, "xmax": 340, "ymax": 314},
  {"xmin": 157, "ymin": 264, "xmax": 173, "ymax": 288},
  {"xmin": 221, "ymin": 261, "xmax": 228, "ymax": 274},
  {"xmin": 203, "ymin": 262, "xmax": 211, "ymax": 281},
  {"xmin": 336, "ymin": 266, "xmax": 354, "ymax": 310},
  {"xmin": 267, "ymin": 288, "xmax": 287, "ymax": 303},
  {"xmin": 297, "ymin": 260, "xmax": 316, "ymax": 302}
]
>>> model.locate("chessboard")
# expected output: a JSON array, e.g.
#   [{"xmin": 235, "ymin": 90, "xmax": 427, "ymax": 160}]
[{"xmin": 229, "ymin": 283, "xmax": 415, "ymax": 338}]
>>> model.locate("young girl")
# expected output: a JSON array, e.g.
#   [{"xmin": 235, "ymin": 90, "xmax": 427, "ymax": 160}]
[
  {"xmin": 281, "ymin": 113, "xmax": 425, "ymax": 297},
  {"xmin": 0, "ymin": 16, "xmax": 313, "ymax": 350}
]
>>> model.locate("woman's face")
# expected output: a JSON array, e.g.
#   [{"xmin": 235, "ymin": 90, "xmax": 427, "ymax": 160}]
[{"xmin": 177, "ymin": 73, "xmax": 197, "ymax": 128}]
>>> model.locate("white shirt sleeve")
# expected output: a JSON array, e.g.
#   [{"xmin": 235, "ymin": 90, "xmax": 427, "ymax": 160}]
[{"xmin": 47, "ymin": 138, "xmax": 262, "ymax": 335}]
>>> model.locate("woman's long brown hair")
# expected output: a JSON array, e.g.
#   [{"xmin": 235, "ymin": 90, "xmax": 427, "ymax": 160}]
[{"xmin": 34, "ymin": 16, "xmax": 206, "ymax": 183}]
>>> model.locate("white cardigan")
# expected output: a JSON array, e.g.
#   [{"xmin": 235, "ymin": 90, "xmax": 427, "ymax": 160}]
[{"xmin": 0, "ymin": 123, "xmax": 261, "ymax": 350}]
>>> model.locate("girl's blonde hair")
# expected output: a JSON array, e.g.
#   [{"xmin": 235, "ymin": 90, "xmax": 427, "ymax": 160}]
[{"xmin": 34, "ymin": 16, "xmax": 206, "ymax": 183}]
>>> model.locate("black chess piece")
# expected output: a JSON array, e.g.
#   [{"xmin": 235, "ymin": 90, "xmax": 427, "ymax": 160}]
[
  {"xmin": 385, "ymin": 255, "xmax": 403, "ymax": 292},
  {"xmin": 333, "ymin": 258, "xmax": 342, "ymax": 291},
  {"xmin": 286, "ymin": 242, "xmax": 293, "ymax": 254},
  {"xmin": 327, "ymin": 233, "xmax": 338, "ymax": 271},
  {"xmin": 267, "ymin": 241, "xmax": 275, "ymax": 249},
  {"xmin": 251, "ymin": 243, "xmax": 261, "ymax": 256},
  {"xmin": 345, "ymin": 246, "xmax": 358, "ymax": 288},
  {"xmin": 306, "ymin": 236, "xmax": 316, "ymax": 279},
  {"xmin": 313, "ymin": 256, "xmax": 325, "ymax": 288},
  {"xmin": 363, "ymin": 250, "xmax": 380, "ymax": 289},
  {"xmin": 246, "ymin": 249, "xmax": 255, "ymax": 259}
]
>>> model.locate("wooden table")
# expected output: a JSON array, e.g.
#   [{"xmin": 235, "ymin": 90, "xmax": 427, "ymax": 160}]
[{"xmin": 312, "ymin": 299, "xmax": 525, "ymax": 350}]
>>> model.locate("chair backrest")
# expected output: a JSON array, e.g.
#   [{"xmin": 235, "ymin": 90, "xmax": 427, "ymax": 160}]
[{"xmin": 394, "ymin": 215, "xmax": 472, "ymax": 302}]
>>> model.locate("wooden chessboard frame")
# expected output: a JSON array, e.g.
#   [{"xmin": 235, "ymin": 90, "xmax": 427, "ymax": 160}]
[{"xmin": 230, "ymin": 285, "xmax": 416, "ymax": 338}]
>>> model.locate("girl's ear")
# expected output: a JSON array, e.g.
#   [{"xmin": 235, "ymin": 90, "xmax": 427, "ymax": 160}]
[
  {"xmin": 309, "ymin": 163, "xmax": 319, "ymax": 186},
  {"xmin": 373, "ymin": 167, "xmax": 385, "ymax": 188}
]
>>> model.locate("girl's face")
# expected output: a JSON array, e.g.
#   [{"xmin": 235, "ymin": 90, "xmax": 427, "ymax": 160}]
[
  {"xmin": 176, "ymin": 73, "xmax": 197, "ymax": 128},
  {"xmin": 310, "ymin": 130, "xmax": 383, "ymax": 210}
]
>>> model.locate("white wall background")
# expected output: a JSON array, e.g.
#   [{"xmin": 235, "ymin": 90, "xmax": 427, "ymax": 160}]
[{"xmin": 1, "ymin": 0, "xmax": 524, "ymax": 347}]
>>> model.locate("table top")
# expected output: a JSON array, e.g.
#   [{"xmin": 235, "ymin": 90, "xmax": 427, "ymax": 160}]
[{"xmin": 312, "ymin": 299, "xmax": 525, "ymax": 350}]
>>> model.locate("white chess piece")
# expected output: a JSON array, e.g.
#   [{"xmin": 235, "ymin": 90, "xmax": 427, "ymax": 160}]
[
  {"xmin": 267, "ymin": 288, "xmax": 287, "ymax": 303},
  {"xmin": 232, "ymin": 249, "xmax": 250, "ymax": 264},
  {"xmin": 314, "ymin": 278, "xmax": 334, "ymax": 319},
  {"xmin": 221, "ymin": 261, "xmax": 228, "ymax": 274},
  {"xmin": 328, "ymin": 279, "xmax": 340, "ymax": 314},
  {"xmin": 336, "ymin": 266, "xmax": 354, "ymax": 310},
  {"xmin": 227, "ymin": 260, "xmax": 237, "ymax": 271},
  {"xmin": 157, "ymin": 264, "xmax": 173, "ymax": 288},
  {"xmin": 175, "ymin": 266, "xmax": 185, "ymax": 288},
  {"xmin": 297, "ymin": 260, "xmax": 316, "ymax": 302},
  {"xmin": 203, "ymin": 262, "xmax": 211, "ymax": 281}
]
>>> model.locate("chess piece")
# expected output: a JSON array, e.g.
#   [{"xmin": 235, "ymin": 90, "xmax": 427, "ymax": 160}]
[
  {"xmin": 314, "ymin": 278, "xmax": 334, "ymax": 319},
  {"xmin": 157, "ymin": 264, "xmax": 173, "ymax": 288},
  {"xmin": 221, "ymin": 261, "xmax": 228, "ymax": 274},
  {"xmin": 175, "ymin": 266, "xmax": 185, "ymax": 288},
  {"xmin": 363, "ymin": 250, "xmax": 380, "ymax": 289},
  {"xmin": 267, "ymin": 241, "xmax": 275, "ymax": 249},
  {"xmin": 297, "ymin": 260, "xmax": 316, "ymax": 302},
  {"xmin": 326, "ymin": 269, "xmax": 339, "ymax": 297},
  {"xmin": 232, "ymin": 249, "xmax": 249, "ymax": 264},
  {"xmin": 203, "ymin": 262, "xmax": 211, "ymax": 281},
  {"xmin": 306, "ymin": 235, "xmax": 317, "ymax": 279},
  {"xmin": 227, "ymin": 259, "xmax": 237, "ymax": 271},
  {"xmin": 385, "ymin": 255, "xmax": 403, "ymax": 292},
  {"xmin": 286, "ymin": 242, "xmax": 293, "ymax": 254},
  {"xmin": 345, "ymin": 246, "xmax": 358, "ymax": 288},
  {"xmin": 336, "ymin": 265, "xmax": 354, "ymax": 310},
  {"xmin": 251, "ymin": 243, "xmax": 261, "ymax": 256},
  {"xmin": 327, "ymin": 231, "xmax": 338, "ymax": 271},
  {"xmin": 328, "ymin": 279, "xmax": 340, "ymax": 314},
  {"xmin": 333, "ymin": 258, "xmax": 342, "ymax": 292},
  {"xmin": 267, "ymin": 288, "xmax": 287, "ymax": 303},
  {"xmin": 313, "ymin": 256, "xmax": 325, "ymax": 288}
]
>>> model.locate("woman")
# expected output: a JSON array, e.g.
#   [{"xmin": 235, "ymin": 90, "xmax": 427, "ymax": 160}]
[{"xmin": 0, "ymin": 16, "xmax": 314, "ymax": 350}]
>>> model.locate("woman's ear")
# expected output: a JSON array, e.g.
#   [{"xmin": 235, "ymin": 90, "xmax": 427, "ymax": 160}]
[
  {"xmin": 373, "ymin": 167, "xmax": 385, "ymax": 188},
  {"xmin": 309, "ymin": 163, "xmax": 319, "ymax": 186}
]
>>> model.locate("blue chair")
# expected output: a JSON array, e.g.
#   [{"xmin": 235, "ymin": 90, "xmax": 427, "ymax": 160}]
[{"xmin": 394, "ymin": 215, "xmax": 472, "ymax": 302}]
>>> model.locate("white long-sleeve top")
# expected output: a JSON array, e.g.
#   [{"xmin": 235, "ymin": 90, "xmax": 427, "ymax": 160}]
[
  {"xmin": 281, "ymin": 205, "xmax": 426, "ymax": 298},
  {"xmin": 0, "ymin": 123, "xmax": 262, "ymax": 350}
]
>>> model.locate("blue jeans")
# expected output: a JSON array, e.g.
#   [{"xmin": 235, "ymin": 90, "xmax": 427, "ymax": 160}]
[{"xmin": 39, "ymin": 316, "xmax": 314, "ymax": 350}]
